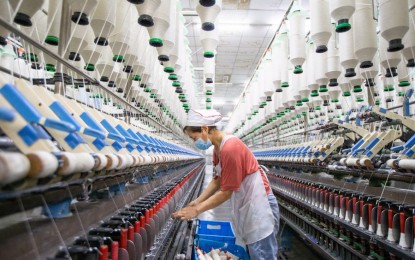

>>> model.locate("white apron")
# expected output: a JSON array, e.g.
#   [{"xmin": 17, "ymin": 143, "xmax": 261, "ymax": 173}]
[{"xmin": 214, "ymin": 135, "xmax": 274, "ymax": 245}]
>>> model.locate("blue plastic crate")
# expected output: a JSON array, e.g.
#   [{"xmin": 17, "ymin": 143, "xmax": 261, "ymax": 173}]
[
  {"xmin": 195, "ymin": 220, "xmax": 236, "ymax": 244},
  {"xmin": 194, "ymin": 238, "xmax": 250, "ymax": 260}
]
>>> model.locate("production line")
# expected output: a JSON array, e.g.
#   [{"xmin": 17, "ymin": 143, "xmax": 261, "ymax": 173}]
[
  {"xmin": 1, "ymin": 0, "xmax": 415, "ymax": 260},
  {"xmin": 0, "ymin": 0, "xmax": 208, "ymax": 259}
]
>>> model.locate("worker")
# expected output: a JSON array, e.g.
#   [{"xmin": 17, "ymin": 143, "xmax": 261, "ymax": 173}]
[{"xmin": 172, "ymin": 109, "xmax": 280, "ymax": 260}]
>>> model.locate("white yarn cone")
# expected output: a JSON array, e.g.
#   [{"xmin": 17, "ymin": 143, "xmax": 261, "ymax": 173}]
[
  {"xmin": 403, "ymin": 0, "xmax": 415, "ymax": 67},
  {"xmin": 326, "ymin": 24, "xmax": 342, "ymax": 87},
  {"xmin": 96, "ymin": 45, "xmax": 115, "ymax": 82},
  {"xmin": 157, "ymin": 1, "xmax": 178, "ymax": 62},
  {"xmin": 66, "ymin": 23, "xmax": 89, "ymax": 61},
  {"xmin": 310, "ymin": 0, "xmax": 331, "ymax": 53},
  {"xmin": 271, "ymin": 38, "xmax": 282, "ymax": 92},
  {"xmin": 200, "ymin": 29, "xmax": 219, "ymax": 58},
  {"xmin": 354, "ymin": 0, "xmax": 378, "ymax": 69},
  {"xmin": 45, "ymin": 0, "xmax": 62, "ymax": 47},
  {"xmin": 196, "ymin": 0, "xmax": 222, "ymax": 31},
  {"xmin": 90, "ymin": 0, "xmax": 116, "ymax": 46},
  {"xmin": 68, "ymin": 0, "xmax": 98, "ymax": 25},
  {"xmin": 339, "ymin": 26, "xmax": 358, "ymax": 78},
  {"xmin": 109, "ymin": 1, "xmax": 133, "ymax": 62},
  {"xmin": 80, "ymin": 27, "xmax": 103, "ymax": 72},
  {"xmin": 288, "ymin": 7, "xmax": 306, "ymax": 74},
  {"xmin": 279, "ymin": 32, "xmax": 290, "ymax": 88},
  {"xmin": 147, "ymin": 0, "xmax": 173, "ymax": 47},
  {"xmin": 10, "ymin": 0, "xmax": 45, "ymax": 27},
  {"xmin": 136, "ymin": 0, "xmax": 161, "ymax": 27},
  {"xmin": 306, "ymin": 42, "xmax": 319, "ymax": 98},
  {"xmin": 380, "ymin": 37, "xmax": 402, "ymax": 78},
  {"xmin": 379, "ymin": 0, "xmax": 409, "ymax": 52},
  {"xmin": 329, "ymin": 0, "xmax": 355, "ymax": 33}
]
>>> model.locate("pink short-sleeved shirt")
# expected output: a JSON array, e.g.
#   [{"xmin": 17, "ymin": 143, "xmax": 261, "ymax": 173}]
[{"xmin": 213, "ymin": 138, "xmax": 271, "ymax": 194}]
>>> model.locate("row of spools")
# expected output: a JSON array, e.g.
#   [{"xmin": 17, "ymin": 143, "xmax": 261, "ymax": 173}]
[
  {"xmin": 0, "ymin": 0, "xmax": 222, "ymax": 135},
  {"xmin": 226, "ymin": 0, "xmax": 415, "ymax": 141},
  {"xmin": 269, "ymin": 174, "xmax": 415, "ymax": 255}
]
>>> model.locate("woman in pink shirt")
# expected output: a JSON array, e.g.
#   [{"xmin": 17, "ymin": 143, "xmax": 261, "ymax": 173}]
[{"xmin": 172, "ymin": 109, "xmax": 280, "ymax": 260}]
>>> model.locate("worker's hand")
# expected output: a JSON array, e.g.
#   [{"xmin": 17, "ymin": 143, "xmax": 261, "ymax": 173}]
[
  {"xmin": 172, "ymin": 206, "xmax": 199, "ymax": 220},
  {"xmin": 187, "ymin": 200, "xmax": 198, "ymax": 207}
]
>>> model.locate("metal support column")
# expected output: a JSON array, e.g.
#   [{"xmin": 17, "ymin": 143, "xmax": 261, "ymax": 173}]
[{"xmin": 54, "ymin": 0, "xmax": 71, "ymax": 95}]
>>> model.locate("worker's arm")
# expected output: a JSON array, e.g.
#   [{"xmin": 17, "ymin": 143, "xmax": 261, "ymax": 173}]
[
  {"xmin": 172, "ymin": 190, "xmax": 233, "ymax": 220},
  {"xmin": 188, "ymin": 177, "xmax": 220, "ymax": 206}
]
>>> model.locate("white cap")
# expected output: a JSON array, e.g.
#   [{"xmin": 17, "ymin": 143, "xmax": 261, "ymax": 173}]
[{"xmin": 186, "ymin": 109, "xmax": 222, "ymax": 126}]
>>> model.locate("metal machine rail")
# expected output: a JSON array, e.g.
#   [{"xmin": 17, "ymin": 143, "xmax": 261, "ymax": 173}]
[{"xmin": 259, "ymin": 160, "xmax": 415, "ymax": 185}]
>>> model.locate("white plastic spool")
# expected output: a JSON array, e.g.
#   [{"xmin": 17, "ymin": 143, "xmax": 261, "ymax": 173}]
[
  {"xmin": 115, "ymin": 75, "xmax": 128, "ymax": 97},
  {"xmin": 163, "ymin": 15, "xmax": 180, "ymax": 73},
  {"xmin": 18, "ymin": 6, "xmax": 46, "ymax": 39},
  {"xmin": 315, "ymin": 50, "xmax": 329, "ymax": 93},
  {"xmin": 262, "ymin": 57, "xmax": 275, "ymax": 101},
  {"xmin": 329, "ymin": 0, "xmax": 355, "ymax": 33},
  {"xmin": 256, "ymin": 66, "xmax": 267, "ymax": 107},
  {"xmin": 96, "ymin": 45, "xmax": 115, "ymax": 82},
  {"xmin": 66, "ymin": 23, "xmax": 89, "ymax": 61},
  {"xmin": 403, "ymin": 0, "xmax": 415, "ymax": 67},
  {"xmin": 271, "ymin": 38, "xmax": 282, "ymax": 92},
  {"xmin": 265, "ymin": 94, "xmax": 275, "ymax": 119},
  {"xmin": 329, "ymin": 88, "xmax": 341, "ymax": 104},
  {"xmin": 124, "ymin": 31, "xmax": 140, "ymax": 70},
  {"xmin": 43, "ymin": 45, "xmax": 58, "ymax": 76},
  {"xmin": 157, "ymin": 1, "xmax": 178, "ymax": 62},
  {"xmin": 135, "ymin": 0, "xmax": 161, "ymax": 27},
  {"xmin": 288, "ymin": 7, "xmax": 306, "ymax": 74},
  {"xmin": 354, "ymin": 0, "xmax": 378, "ymax": 69},
  {"xmin": 349, "ymin": 70, "xmax": 363, "ymax": 95},
  {"xmin": 325, "ymin": 24, "xmax": 342, "ymax": 88},
  {"xmin": 279, "ymin": 32, "xmax": 290, "ymax": 89},
  {"xmin": 45, "ymin": 0, "xmax": 62, "ymax": 47},
  {"xmin": 360, "ymin": 54, "xmax": 379, "ymax": 88},
  {"xmin": 339, "ymin": 75, "xmax": 352, "ymax": 98},
  {"xmin": 306, "ymin": 42, "xmax": 319, "ymax": 98},
  {"xmin": 200, "ymin": 29, "xmax": 219, "ymax": 58},
  {"xmin": 10, "ymin": 0, "xmax": 44, "ymax": 27},
  {"xmin": 90, "ymin": 0, "xmax": 116, "ymax": 46},
  {"xmin": 147, "ymin": 0, "xmax": 173, "ymax": 47},
  {"xmin": 203, "ymin": 57, "xmax": 215, "ymax": 81},
  {"xmin": 339, "ymin": 27, "xmax": 358, "ymax": 78},
  {"xmin": 196, "ymin": 0, "xmax": 222, "ymax": 31},
  {"xmin": 286, "ymin": 72, "xmax": 296, "ymax": 108},
  {"xmin": 397, "ymin": 58, "xmax": 411, "ymax": 90},
  {"xmin": 291, "ymin": 72, "xmax": 304, "ymax": 105},
  {"xmin": 380, "ymin": 37, "xmax": 402, "ymax": 78},
  {"xmin": 67, "ymin": 0, "xmax": 98, "ymax": 25},
  {"xmin": 298, "ymin": 64, "xmax": 310, "ymax": 103},
  {"xmin": 379, "ymin": 0, "xmax": 409, "ymax": 52},
  {"xmin": 310, "ymin": 0, "xmax": 331, "ymax": 53},
  {"xmin": 109, "ymin": 1, "xmax": 133, "ymax": 63},
  {"xmin": 80, "ymin": 27, "xmax": 103, "ymax": 72}
]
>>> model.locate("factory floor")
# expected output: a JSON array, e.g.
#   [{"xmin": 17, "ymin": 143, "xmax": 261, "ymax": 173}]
[{"xmin": 197, "ymin": 164, "xmax": 321, "ymax": 260}]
